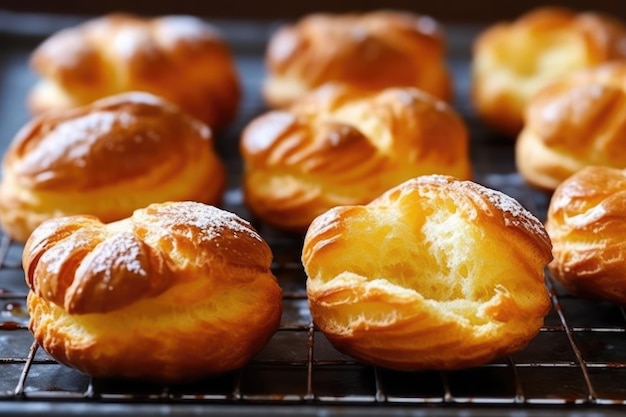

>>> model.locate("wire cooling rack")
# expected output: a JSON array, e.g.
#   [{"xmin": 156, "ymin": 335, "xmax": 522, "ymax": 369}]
[{"xmin": 1, "ymin": 14, "xmax": 626, "ymax": 417}]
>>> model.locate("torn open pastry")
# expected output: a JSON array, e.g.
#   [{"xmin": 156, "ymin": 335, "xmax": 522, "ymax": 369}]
[{"xmin": 303, "ymin": 175, "xmax": 552, "ymax": 370}]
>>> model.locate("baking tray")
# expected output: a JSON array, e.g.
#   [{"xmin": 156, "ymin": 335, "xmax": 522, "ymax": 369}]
[{"xmin": 1, "ymin": 11, "xmax": 626, "ymax": 417}]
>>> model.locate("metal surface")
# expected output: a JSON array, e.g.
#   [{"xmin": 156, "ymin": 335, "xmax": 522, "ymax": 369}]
[{"xmin": 1, "ymin": 13, "xmax": 626, "ymax": 417}]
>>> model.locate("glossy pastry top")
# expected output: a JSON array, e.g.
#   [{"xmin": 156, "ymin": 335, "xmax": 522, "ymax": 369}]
[
  {"xmin": 516, "ymin": 61, "xmax": 626, "ymax": 190},
  {"xmin": 264, "ymin": 10, "xmax": 451, "ymax": 107},
  {"xmin": 546, "ymin": 166, "xmax": 626, "ymax": 304},
  {"xmin": 7, "ymin": 92, "xmax": 214, "ymax": 191},
  {"xmin": 472, "ymin": 6, "xmax": 626, "ymax": 136},
  {"xmin": 24, "ymin": 202, "xmax": 271, "ymax": 314},
  {"xmin": 0, "ymin": 92, "xmax": 226, "ymax": 243},
  {"xmin": 241, "ymin": 84, "xmax": 471, "ymax": 231},
  {"xmin": 29, "ymin": 13, "xmax": 240, "ymax": 130}
]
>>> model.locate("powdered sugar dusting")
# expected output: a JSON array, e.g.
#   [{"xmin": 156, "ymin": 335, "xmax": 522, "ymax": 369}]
[
  {"xmin": 465, "ymin": 180, "xmax": 549, "ymax": 240},
  {"xmin": 41, "ymin": 232, "xmax": 95, "ymax": 277},
  {"xmin": 417, "ymin": 175, "xmax": 548, "ymax": 240},
  {"xmin": 417, "ymin": 174, "xmax": 452, "ymax": 186},
  {"xmin": 154, "ymin": 201, "xmax": 262, "ymax": 242},
  {"xmin": 100, "ymin": 91, "xmax": 165, "ymax": 108},
  {"xmin": 86, "ymin": 232, "xmax": 147, "ymax": 278}
]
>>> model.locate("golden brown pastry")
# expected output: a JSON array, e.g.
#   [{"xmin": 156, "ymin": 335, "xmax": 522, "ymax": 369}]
[
  {"xmin": 472, "ymin": 7, "xmax": 626, "ymax": 137},
  {"xmin": 23, "ymin": 201, "xmax": 283, "ymax": 382},
  {"xmin": 516, "ymin": 62, "xmax": 626, "ymax": 191},
  {"xmin": 263, "ymin": 10, "xmax": 451, "ymax": 108},
  {"xmin": 546, "ymin": 166, "xmax": 626, "ymax": 304},
  {"xmin": 29, "ymin": 13, "xmax": 240, "ymax": 131},
  {"xmin": 241, "ymin": 84, "xmax": 472, "ymax": 232},
  {"xmin": 303, "ymin": 175, "xmax": 552, "ymax": 371},
  {"xmin": 0, "ymin": 92, "xmax": 225, "ymax": 243}
]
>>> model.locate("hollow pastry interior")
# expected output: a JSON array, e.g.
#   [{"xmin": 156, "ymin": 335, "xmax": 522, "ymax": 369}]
[{"xmin": 303, "ymin": 175, "xmax": 552, "ymax": 370}]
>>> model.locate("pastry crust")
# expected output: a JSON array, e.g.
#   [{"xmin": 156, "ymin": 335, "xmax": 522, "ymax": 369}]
[
  {"xmin": 0, "ymin": 92, "xmax": 226, "ymax": 242},
  {"xmin": 516, "ymin": 62, "xmax": 626, "ymax": 191},
  {"xmin": 303, "ymin": 175, "xmax": 552, "ymax": 370},
  {"xmin": 263, "ymin": 10, "xmax": 451, "ymax": 108},
  {"xmin": 472, "ymin": 7, "xmax": 626, "ymax": 136},
  {"xmin": 546, "ymin": 166, "xmax": 626, "ymax": 304},
  {"xmin": 23, "ymin": 201, "xmax": 283, "ymax": 382},
  {"xmin": 29, "ymin": 13, "xmax": 240, "ymax": 131},
  {"xmin": 241, "ymin": 84, "xmax": 472, "ymax": 232}
]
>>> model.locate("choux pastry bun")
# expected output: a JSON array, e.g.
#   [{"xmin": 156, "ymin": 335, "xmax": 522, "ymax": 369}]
[
  {"xmin": 263, "ymin": 10, "xmax": 451, "ymax": 108},
  {"xmin": 28, "ymin": 13, "xmax": 240, "ymax": 131},
  {"xmin": 472, "ymin": 7, "xmax": 626, "ymax": 136},
  {"xmin": 546, "ymin": 165, "xmax": 626, "ymax": 305},
  {"xmin": 241, "ymin": 84, "xmax": 472, "ymax": 232},
  {"xmin": 303, "ymin": 175, "xmax": 552, "ymax": 370},
  {"xmin": 23, "ymin": 201, "xmax": 283, "ymax": 382},
  {"xmin": 0, "ymin": 92, "xmax": 225, "ymax": 242},
  {"xmin": 516, "ymin": 62, "xmax": 626, "ymax": 191}
]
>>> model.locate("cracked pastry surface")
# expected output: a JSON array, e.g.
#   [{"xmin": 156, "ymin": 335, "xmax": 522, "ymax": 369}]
[{"xmin": 302, "ymin": 175, "xmax": 552, "ymax": 370}]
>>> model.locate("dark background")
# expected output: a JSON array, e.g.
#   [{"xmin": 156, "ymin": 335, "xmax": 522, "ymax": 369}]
[{"xmin": 1, "ymin": 0, "xmax": 626, "ymax": 22}]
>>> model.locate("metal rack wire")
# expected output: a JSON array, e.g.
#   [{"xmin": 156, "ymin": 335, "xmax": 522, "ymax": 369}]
[{"xmin": 1, "ymin": 14, "xmax": 626, "ymax": 417}]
